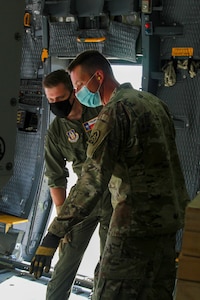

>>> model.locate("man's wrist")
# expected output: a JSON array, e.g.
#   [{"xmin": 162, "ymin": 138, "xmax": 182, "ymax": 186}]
[
  {"xmin": 42, "ymin": 232, "xmax": 60, "ymax": 248},
  {"xmin": 56, "ymin": 204, "xmax": 63, "ymax": 215}
]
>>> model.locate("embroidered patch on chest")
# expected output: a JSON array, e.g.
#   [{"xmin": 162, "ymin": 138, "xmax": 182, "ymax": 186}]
[
  {"xmin": 66, "ymin": 129, "xmax": 79, "ymax": 143},
  {"xmin": 82, "ymin": 117, "xmax": 98, "ymax": 132}
]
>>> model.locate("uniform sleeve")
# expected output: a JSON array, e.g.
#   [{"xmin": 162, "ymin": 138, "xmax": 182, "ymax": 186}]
[
  {"xmin": 48, "ymin": 103, "xmax": 130, "ymax": 237},
  {"xmin": 45, "ymin": 129, "xmax": 69, "ymax": 189}
]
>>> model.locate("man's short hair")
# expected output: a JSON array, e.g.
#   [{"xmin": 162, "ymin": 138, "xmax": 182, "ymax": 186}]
[
  {"xmin": 68, "ymin": 50, "xmax": 113, "ymax": 77},
  {"xmin": 43, "ymin": 69, "xmax": 73, "ymax": 92}
]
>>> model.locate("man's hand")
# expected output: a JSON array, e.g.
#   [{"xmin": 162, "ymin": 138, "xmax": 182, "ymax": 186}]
[{"xmin": 29, "ymin": 232, "xmax": 60, "ymax": 279}]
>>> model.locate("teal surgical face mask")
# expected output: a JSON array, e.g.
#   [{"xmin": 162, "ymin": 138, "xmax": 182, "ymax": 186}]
[{"xmin": 75, "ymin": 73, "xmax": 102, "ymax": 107}]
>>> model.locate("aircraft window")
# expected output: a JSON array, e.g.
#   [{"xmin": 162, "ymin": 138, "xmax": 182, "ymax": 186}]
[{"xmin": 112, "ymin": 64, "xmax": 142, "ymax": 90}]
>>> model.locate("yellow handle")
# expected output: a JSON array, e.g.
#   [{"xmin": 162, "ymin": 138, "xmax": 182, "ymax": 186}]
[
  {"xmin": 24, "ymin": 12, "xmax": 31, "ymax": 27},
  {"xmin": 77, "ymin": 37, "xmax": 106, "ymax": 43},
  {"xmin": 41, "ymin": 48, "xmax": 49, "ymax": 62}
]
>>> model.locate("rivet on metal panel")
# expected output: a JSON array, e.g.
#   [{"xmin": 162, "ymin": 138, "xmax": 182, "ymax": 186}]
[{"xmin": 6, "ymin": 162, "xmax": 13, "ymax": 171}]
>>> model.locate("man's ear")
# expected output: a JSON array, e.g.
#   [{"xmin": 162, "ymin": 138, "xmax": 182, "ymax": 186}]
[{"xmin": 95, "ymin": 70, "xmax": 104, "ymax": 82}]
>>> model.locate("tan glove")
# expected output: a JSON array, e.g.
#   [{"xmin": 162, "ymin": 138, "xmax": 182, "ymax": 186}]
[{"xmin": 29, "ymin": 233, "xmax": 60, "ymax": 279}]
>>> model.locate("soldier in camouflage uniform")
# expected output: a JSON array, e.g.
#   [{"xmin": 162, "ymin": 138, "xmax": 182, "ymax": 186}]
[
  {"xmin": 30, "ymin": 52, "xmax": 190, "ymax": 300},
  {"xmin": 31, "ymin": 69, "xmax": 112, "ymax": 300}
]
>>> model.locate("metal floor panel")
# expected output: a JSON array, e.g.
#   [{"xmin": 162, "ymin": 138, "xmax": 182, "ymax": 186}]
[{"xmin": 0, "ymin": 273, "xmax": 89, "ymax": 300}]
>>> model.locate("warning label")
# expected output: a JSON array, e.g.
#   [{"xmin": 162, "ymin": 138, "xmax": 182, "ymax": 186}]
[{"xmin": 172, "ymin": 47, "xmax": 194, "ymax": 57}]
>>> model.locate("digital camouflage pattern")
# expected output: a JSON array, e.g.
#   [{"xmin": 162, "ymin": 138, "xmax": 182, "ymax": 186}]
[
  {"xmin": 48, "ymin": 83, "xmax": 190, "ymax": 299},
  {"xmin": 48, "ymin": 83, "xmax": 189, "ymax": 238},
  {"xmin": 92, "ymin": 233, "xmax": 177, "ymax": 299}
]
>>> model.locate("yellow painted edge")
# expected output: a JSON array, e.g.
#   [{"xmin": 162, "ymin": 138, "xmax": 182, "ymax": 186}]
[
  {"xmin": 77, "ymin": 37, "xmax": 106, "ymax": 43},
  {"xmin": 0, "ymin": 214, "xmax": 28, "ymax": 225}
]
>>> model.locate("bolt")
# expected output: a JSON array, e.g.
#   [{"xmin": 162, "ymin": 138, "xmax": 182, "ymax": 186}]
[{"xmin": 6, "ymin": 162, "xmax": 13, "ymax": 171}]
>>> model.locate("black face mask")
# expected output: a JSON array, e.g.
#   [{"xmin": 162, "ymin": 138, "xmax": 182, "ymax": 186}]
[{"xmin": 50, "ymin": 93, "xmax": 74, "ymax": 118}]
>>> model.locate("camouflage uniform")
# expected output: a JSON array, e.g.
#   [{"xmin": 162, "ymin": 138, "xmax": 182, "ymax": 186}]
[
  {"xmin": 48, "ymin": 83, "xmax": 190, "ymax": 299},
  {"xmin": 45, "ymin": 105, "xmax": 112, "ymax": 300}
]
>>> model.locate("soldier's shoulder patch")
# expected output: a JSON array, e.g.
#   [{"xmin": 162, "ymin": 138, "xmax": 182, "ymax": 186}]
[
  {"xmin": 88, "ymin": 130, "xmax": 100, "ymax": 145},
  {"xmin": 98, "ymin": 112, "xmax": 110, "ymax": 123}
]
